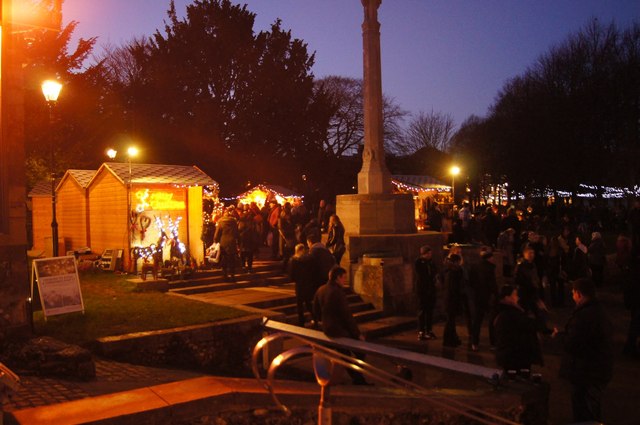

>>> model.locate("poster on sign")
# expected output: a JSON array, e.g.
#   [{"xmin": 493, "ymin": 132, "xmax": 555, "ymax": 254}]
[{"xmin": 31, "ymin": 256, "xmax": 84, "ymax": 318}]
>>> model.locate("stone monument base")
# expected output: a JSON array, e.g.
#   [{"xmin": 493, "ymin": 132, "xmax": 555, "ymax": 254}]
[
  {"xmin": 341, "ymin": 232, "xmax": 448, "ymax": 315},
  {"xmin": 336, "ymin": 193, "xmax": 416, "ymax": 235}
]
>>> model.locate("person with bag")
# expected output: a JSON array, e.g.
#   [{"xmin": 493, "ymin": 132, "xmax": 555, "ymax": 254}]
[{"xmin": 326, "ymin": 214, "xmax": 346, "ymax": 265}]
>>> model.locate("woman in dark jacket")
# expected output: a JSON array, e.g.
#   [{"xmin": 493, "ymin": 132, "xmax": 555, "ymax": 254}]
[
  {"xmin": 494, "ymin": 285, "xmax": 543, "ymax": 372},
  {"xmin": 326, "ymin": 214, "xmax": 346, "ymax": 265}
]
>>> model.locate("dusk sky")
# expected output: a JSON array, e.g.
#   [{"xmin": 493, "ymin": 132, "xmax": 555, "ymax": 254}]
[{"xmin": 64, "ymin": 0, "xmax": 639, "ymax": 128}]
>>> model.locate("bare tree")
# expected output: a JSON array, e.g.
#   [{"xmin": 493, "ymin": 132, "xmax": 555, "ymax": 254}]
[
  {"xmin": 315, "ymin": 76, "xmax": 408, "ymax": 157},
  {"xmin": 400, "ymin": 110, "xmax": 455, "ymax": 153}
]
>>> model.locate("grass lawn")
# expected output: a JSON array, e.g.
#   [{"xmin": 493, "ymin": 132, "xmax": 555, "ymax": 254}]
[{"xmin": 32, "ymin": 271, "xmax": 247, "ymax": 346}]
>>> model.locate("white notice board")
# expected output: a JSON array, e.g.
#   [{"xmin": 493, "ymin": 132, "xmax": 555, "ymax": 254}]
[{"xmin": 31, "ymin": 256, "xmax": 85, "ymax": 318}]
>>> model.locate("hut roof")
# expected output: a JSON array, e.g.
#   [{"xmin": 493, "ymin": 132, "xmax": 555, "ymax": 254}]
[
  {"xmin": 28, "ymin": 180, "xmax": 54, "ymax": 198},
  {"xmin": 392, "ymin": 174, "xmax": 450, "ymax": 191},
  {"xmin": 67, "ymin": 169, "xmax": 97, "ymax": 188},
  {"xmin": 54, "ymin": 169, "xmax": 97, "ymax": 193},
  {"xmin": 96, "ymin": 163, "xmax": 218, "ymax": 187}
]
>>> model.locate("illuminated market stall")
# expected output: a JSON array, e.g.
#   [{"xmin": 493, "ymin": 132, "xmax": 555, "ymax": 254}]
[
  {"xmin": 30, "ymin": 163, "xmax": 219, "ymax": 271},
  {"xmin": 391, "ymin": 174, "xmax": 451, "ymax": 230},
  {"xmin": 232, "ymin": 184, "xmax": 303, "ymax": 208}
]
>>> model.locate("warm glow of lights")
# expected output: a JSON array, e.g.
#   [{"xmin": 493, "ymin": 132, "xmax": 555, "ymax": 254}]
[
  {"xmin": 106, "ymin": 148, "xmax": 117, "ymax": 159},
  {"xmin": 135, "ymin": 189, "xmax": 186, "ymax": 211},
  {"xmin": 450, "ymin": 165, "xmax": 461, "ymax": 176},
  {"xmin": 236, "ymin": 187, "xmax": 301, "ymax": 208},
  {"xmin": 41, "ymin": 80, "xmax": 62, "ymax": 102},
  {"xmin": 127, "ymin": 146, "xmax": 139, "ymax": 157}
]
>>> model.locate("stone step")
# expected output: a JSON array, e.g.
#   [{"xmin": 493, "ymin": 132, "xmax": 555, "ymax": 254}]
[
  {"xmin": 353, "ymin": 308, "xmax": 385, "ymax": 323},
  {"xmin": 360, "ymin": 316, "xmax": 417, "ymax": 340},
  {"xmin": 282, "ymin": 301, "xmax": 378, "ymax": 325},
  {"xmin": 170, "ymin": 277, "xmax": 291, "ymax": 295},
  {"xmin": 275, "ymin": 300, "xmax": 373, "ymax": 316},
  {"xmin": 169, "ymin": 269, "xmax": 283, "ymax": 289}
]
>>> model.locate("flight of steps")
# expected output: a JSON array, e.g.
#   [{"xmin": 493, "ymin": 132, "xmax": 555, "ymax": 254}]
[
  {"xmin": 169, "ymin": 261, "xmax": 290, "ymax": 295},
  {"xmin": 170, "ymin": 259, "xmax": 416, "ymax": 339},
  {"xmin": 244, "ymin": 288, "xmax": 416, "ymax": 340}
]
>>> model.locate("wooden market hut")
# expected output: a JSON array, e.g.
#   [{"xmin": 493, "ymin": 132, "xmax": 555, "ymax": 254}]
[
  {"xmin": 28, "ymin": 169, "xmax": 96, "ymax": 255},
  {"xmin": 29, "ymin": 163, "xmax": 219, "ymax": 270},
  {"xmin": 391, "ymin": 174, "xmax": 451, "ymax": 229},
  {"xmin": 234, "ymin": 184, "xmax": 303, "ymax": 208},
  {"xmin": 86, "ymin": 162, "xmax": 218, "ymax": 270}
]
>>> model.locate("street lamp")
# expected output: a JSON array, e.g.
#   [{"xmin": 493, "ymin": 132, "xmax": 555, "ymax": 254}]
[
  {"xmin": 106, "ymin": 146, "xmax": 139, "ymax": 272},
  {"xmin": 42, "ymin": 79, "xmax": 63, "ymax": 257},
  {"xmin": 450, "ymin": 165, "xmax": 460, "ymax": 206}
]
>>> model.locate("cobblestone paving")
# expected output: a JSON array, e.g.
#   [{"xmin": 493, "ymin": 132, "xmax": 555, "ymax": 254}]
[{"xmin": 2, "ymin": 358, "xmax": 202, "ymax": 411}]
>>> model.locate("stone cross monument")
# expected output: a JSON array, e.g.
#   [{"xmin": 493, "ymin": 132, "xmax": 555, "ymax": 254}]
[
  {"xmin": 358, "ymin": 0, "xmax": 392, "ymax": 194},
  {"xmin": 336, "ymin": 0, "xmax": 415, "ymax": 235}
]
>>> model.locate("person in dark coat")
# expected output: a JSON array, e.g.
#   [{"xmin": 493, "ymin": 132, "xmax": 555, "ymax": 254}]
[
  {"xmin": 289, "ymin": 244, "xmax": 316, "ymax": 327},
  {"xmin": 514, "ymin": 245, "xmax": 551, "ymax": 333},
  {"xmin": 554, "ymin": 278, "xmax": 613, "ymax": 423},
  {"xmin": 481, "ymin": 206, "xmax": 500, "ymax": 247},
  {"xmin": 214, "ymin": 208, "xmax": 239, "ymax": 281},
  {"xmin": 326, "ymin": 214, "xmax": 346, "ymax": 265},
  {"xmin": 493, "ymin": 285, "xmax": 542, "ymax": 372},
  {"xmin": 468, "ymin": 246, "xmax": 498, "ymax": 350},
  {"xmin": 415, "ymin": 245, "xmax": 438, "ymax": 340},
  {"xmin": 588, "ymin": 232, "xmax": 606, "ymax": 287},
  {"xmin": 278, "ymin": 208, "xmax": 296, "ymax": 271},
  {"xmin": 313, "ymin": 266, "xmax": 368, "ymax": 385},
  {"xmin": 570, "ymin": 235, "xmax": 591, "ymax": 281},
  {"xmin": 427, "ymin": 202, "xmax": 443, "ymax": 232},
  {"xmin": 307, "ymin": 234, "xmax": 336, "ymax": 292},
  {"xmin": 443, "ymin": 254, "xmax": 464, "ymax": 347},
  {"xmin": 238, "ymin": 210, "xmax": 259, "ymax": 273}
]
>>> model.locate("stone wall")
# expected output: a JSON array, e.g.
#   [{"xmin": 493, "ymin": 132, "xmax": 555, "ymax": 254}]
[{"xmin": 92, "ymin": 315, "xmax": 264, "ymax": 376}]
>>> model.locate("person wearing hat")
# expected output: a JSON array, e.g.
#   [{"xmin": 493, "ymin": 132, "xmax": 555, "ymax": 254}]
[
  {"xmin": 415, "ymin": 245, "xmax": 438, "ymax": 340},
  {"xmin": 468, "ymin": 246, "xmax": 498, "ymax": 351}
]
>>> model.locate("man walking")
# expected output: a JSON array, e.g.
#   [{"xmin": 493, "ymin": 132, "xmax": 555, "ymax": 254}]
[
  {"xmin": 553, "ymin": 278, "xmax": 613, "ymax": 423},
  {"xmin": 313, "ymin": 266, "xmax": 368, "ymax": 385}
]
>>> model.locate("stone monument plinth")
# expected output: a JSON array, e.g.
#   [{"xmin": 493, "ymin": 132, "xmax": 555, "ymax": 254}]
[{"xmin": 336, "ymin": 193, "xmax": 415, "ymax": 235}]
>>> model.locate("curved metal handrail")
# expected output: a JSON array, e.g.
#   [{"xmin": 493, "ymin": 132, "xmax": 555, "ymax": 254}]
[{"xmin": 252, "ymin": 332, "xmax": 521, "ymax": 425}]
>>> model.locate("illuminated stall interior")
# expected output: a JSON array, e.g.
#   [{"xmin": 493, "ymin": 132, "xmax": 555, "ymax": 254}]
[
  {"xmin": 392, "ymin": 175, "xmax": 451, "ymax": 230},
  {"xmin": 233, "ymin": 184, "xmax": 303, "ymax": 208}
]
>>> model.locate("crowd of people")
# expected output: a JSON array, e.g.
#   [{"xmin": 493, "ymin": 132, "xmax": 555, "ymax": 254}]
[
  {"xmin": 207, "ymin": 196, "xmax": 640, "ymax": 421},
  {"xmin": 415, "ymin": 199, "xmax": 640, "ymax": 423}
]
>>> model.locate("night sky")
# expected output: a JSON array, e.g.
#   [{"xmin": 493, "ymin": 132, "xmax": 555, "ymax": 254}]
[{"xmin": 64, "ymin": 0, "xmax": 639, "ymax": 127}]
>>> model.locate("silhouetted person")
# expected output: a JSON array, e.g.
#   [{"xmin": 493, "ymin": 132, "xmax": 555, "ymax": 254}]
[
  {"xmin": 214, "ymin": 208, "xmax": 239, "ymax": 281},
  {"xmin": 554, "ymin": 278, "xmax": 613, "ymax": 423},
  {"xmin": 494, "ymin": 285, "xmax": 542, "ymax": 372},
  {"xmin": 289, "ymin": 243, "xmax": 316, "ymax": 327},
  {"xmin": 468, "ymin": 246, "xmax": 498, "ymax": 350},
  {"xmin": 443, "ymin": 254, "xmax": 464, "ymax": 347},
  {"xmin": 415, "ymin": 245, "xmax": 438, "ymax": 340}
]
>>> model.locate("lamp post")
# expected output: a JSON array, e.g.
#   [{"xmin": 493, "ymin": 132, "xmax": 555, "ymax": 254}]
[
  {"xmin": 106, "ymin": 146, "xmax": 138, "ymax": 272},
  {"xmin": 42, "ymin": 80, "xmax": 62, "ymax": 257},
  {"xmin": 450, "ymin": 165, "xmax": 460, "ymax": 207}
]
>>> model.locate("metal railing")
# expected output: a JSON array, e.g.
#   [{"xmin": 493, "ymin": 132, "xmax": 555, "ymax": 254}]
[{"xmin": 252, "ymin": 318, "xmax": 521, "ymax": 425}]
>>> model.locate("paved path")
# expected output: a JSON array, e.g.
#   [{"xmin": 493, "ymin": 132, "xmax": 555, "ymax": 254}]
[{"xmin": 2, "ymin": 359, "xmax": 202, "ymax": 412}]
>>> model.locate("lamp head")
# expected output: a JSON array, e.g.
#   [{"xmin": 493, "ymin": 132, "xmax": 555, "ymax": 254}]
[
  {"xmin": 450, "ymin": 165, "xmax": 461, "ymax": 176},
  {"xmin": 106, "ymin": 149, "xmax": 117, "ymax": 159},
  {"xmin": 127, "ymin": 146, "xmax": 139, "ymax": 158},
  {"xmin": 41, "ymin": 80, "xmax": 62, "ymax": 103}
]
